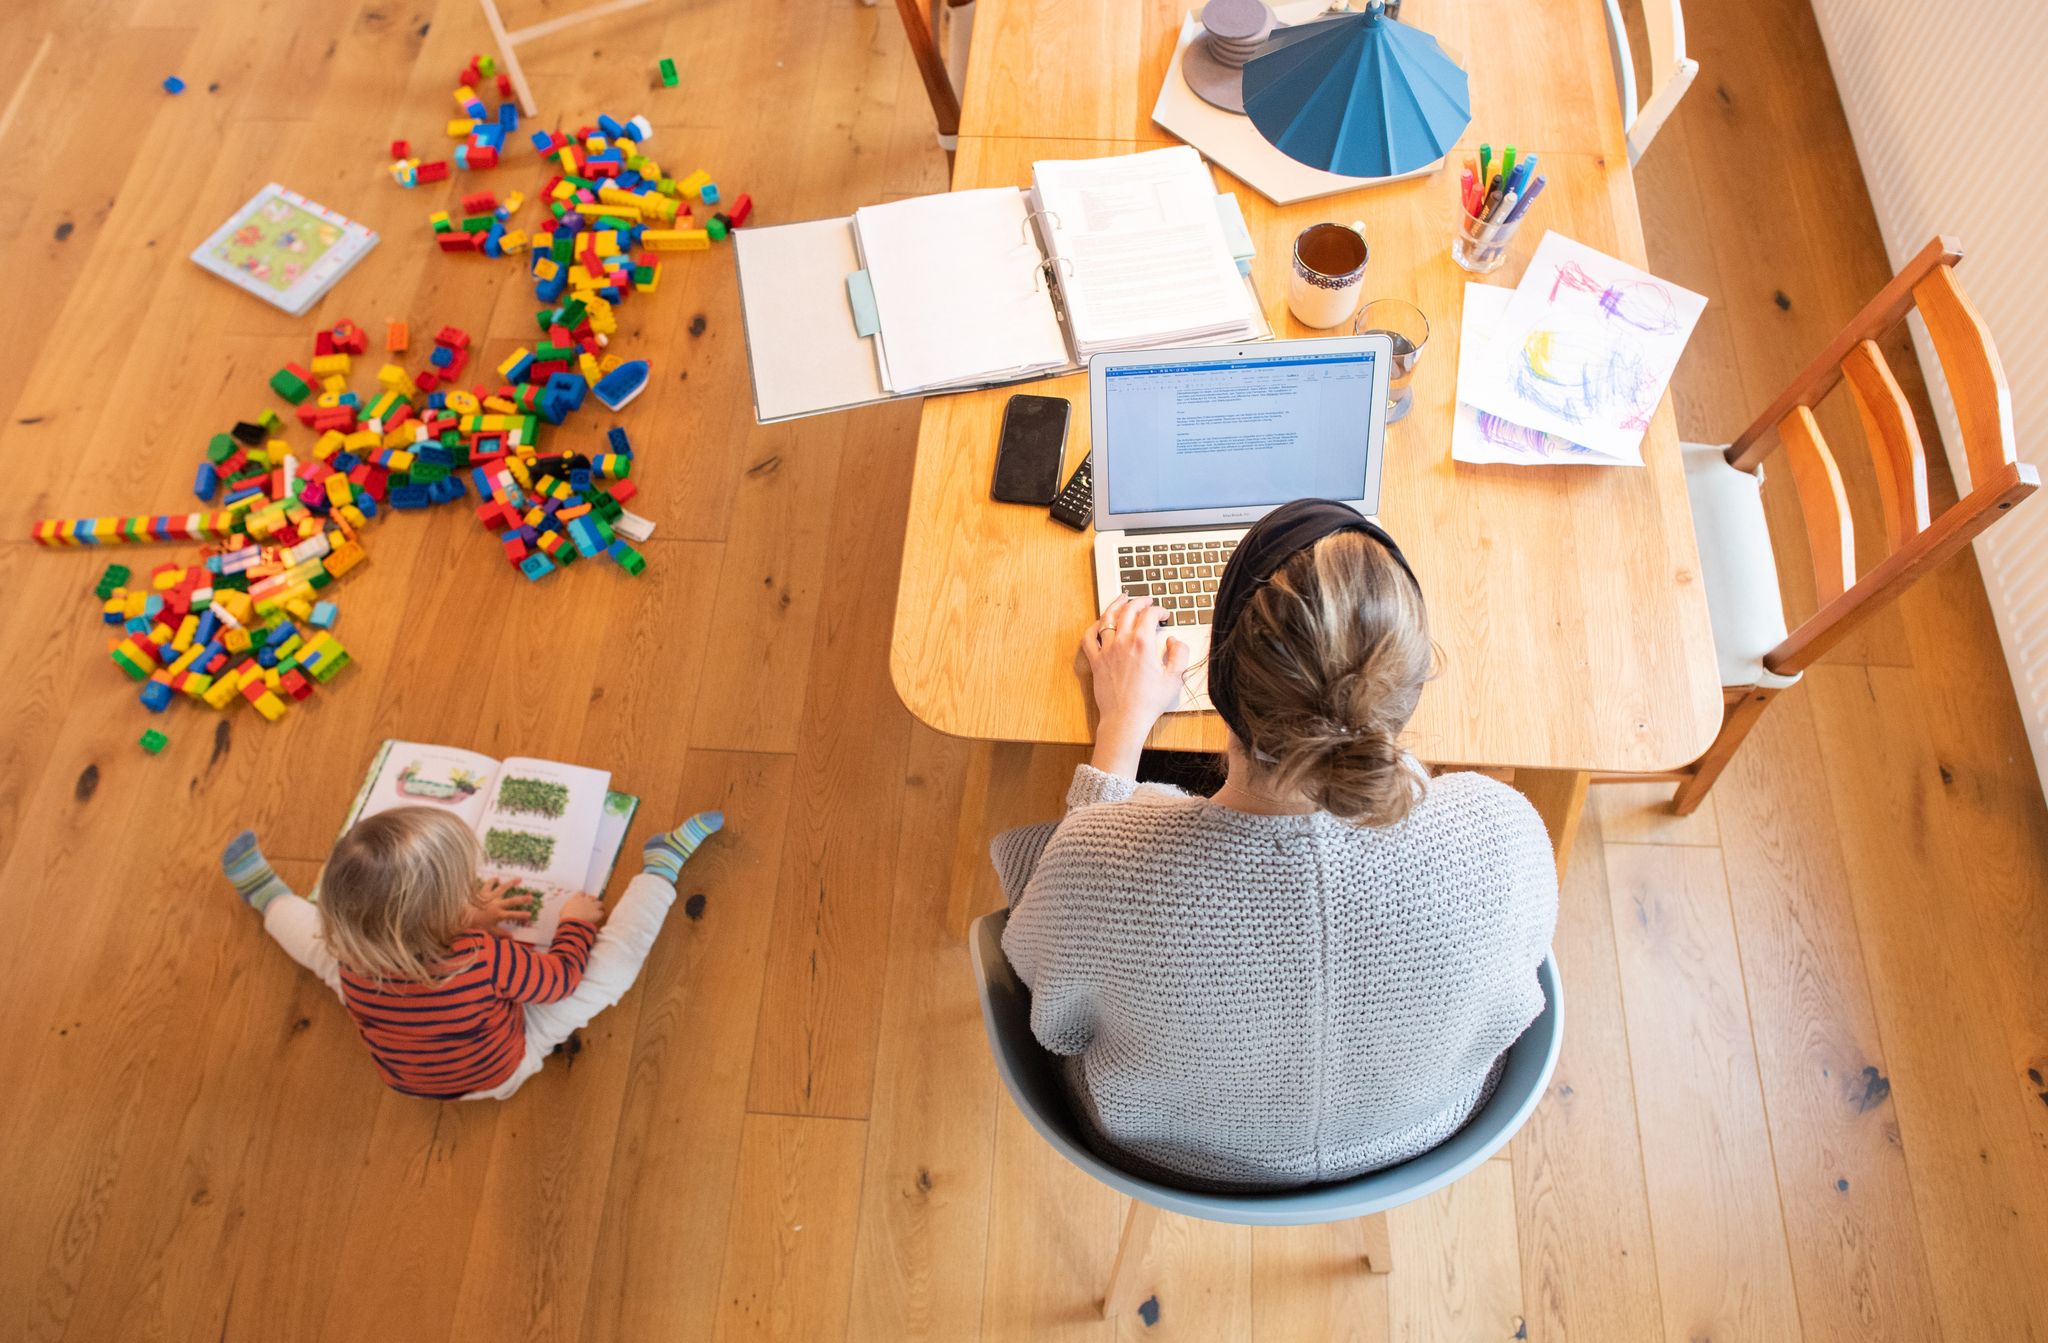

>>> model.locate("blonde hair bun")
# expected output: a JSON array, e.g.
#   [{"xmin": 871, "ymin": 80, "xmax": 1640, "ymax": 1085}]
[{"xmin": 1219, "ymin": 531, "xmax": 1432, "ymax": 826}]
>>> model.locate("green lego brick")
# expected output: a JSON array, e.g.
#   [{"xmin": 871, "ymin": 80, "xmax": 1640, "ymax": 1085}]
[
  {"xmin": 139, "ymin": 729, "xmax": 168, "ymax": 754},
  {"xmin": 659, "ymin": 57, "xmax": 678, "ymax": 87},
  {"xmin": 207, "ymin": 433, "xmax": 237, "ymax": 464}
]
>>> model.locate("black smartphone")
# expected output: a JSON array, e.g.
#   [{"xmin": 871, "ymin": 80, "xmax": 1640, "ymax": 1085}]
[{"xmin": 991, "ymin": 394, "xmax": 1071, "ymax": 504}]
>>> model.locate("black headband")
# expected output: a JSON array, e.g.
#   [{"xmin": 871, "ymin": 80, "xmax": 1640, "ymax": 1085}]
[{"xmin": 1206, "ymin": 498, "xmax": 1419, "ymax": 741}]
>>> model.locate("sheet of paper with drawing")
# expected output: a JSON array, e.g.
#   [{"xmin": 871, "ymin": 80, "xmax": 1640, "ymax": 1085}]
[
  {"xmin": 1452, "ymin": 285, "xmax": 1638, "ymax": 467},
  {"xmin": 1458, "ymin": 233, "xmax": 1705, "ymax": 463},
  {"xmin": 332, "ymin": 741, "xmax": 640, "ymax": 947}
]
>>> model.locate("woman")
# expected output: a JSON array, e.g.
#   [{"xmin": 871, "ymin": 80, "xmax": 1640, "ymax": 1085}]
[{"xmin": 994, "ymin": 499, "xmax": 1558, "ymax": 1191}]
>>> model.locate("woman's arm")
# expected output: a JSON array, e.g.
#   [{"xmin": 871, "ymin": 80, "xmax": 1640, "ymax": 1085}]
[{"xmin": 1076, "ymin": 594, "xmax": 1191, "ymax": 781}]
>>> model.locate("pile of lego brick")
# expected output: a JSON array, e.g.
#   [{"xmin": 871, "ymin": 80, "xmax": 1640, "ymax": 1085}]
[
  {"xmin": 390, "ymin": 54, "xmax": 520, "ymax": 187},
  {"xmin": 426, "ymin": 109, "xmax": 752, "ymax": 298},
  {"xmin": 32, "ymin": 306, "xmax": 655, "ymax": 746}
]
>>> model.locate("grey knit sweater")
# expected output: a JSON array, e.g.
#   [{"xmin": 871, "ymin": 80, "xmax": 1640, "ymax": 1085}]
[{"xmin": 993, "ymin": 765, "xmax": 1557, "ymax": 1191}]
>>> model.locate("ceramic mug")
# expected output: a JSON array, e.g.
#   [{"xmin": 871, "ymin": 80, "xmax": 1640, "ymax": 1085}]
[{"xmin": 1288, "ymin": 222, "xmax": 1368, "ymax": 329}]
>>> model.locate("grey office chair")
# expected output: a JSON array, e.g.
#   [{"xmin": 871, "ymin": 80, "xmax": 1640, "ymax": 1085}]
[{"xmin": 969, "ymin": 907, "xmax": 1563, "ymax": 1319}]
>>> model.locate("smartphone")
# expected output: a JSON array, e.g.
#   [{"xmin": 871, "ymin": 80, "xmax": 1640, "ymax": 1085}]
[{"xmin": 991, "ymin": 394, "xmax": 1071, "ymax": 505}]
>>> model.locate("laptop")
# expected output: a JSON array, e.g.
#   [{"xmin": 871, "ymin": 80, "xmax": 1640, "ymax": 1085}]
[{"xmin": 1089, "ymin": 333, "xmax": 1394, "ymax": 711}]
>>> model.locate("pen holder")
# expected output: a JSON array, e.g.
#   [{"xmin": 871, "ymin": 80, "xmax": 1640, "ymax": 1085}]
[{"xmin": 1452, "ymin": 200, "xmax": 1524, "ymax": 274}]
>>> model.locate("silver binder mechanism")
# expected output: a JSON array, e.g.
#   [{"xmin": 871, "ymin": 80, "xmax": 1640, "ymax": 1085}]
[{"xmin": 1033, "ymin": 256, "xmax": 1075, "ymax": 326}]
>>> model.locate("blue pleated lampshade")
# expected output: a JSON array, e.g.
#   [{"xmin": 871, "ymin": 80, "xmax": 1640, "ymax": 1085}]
[{"xmin": 1241, "ymin": 1, "xmax": 1471, "ymax": 178}]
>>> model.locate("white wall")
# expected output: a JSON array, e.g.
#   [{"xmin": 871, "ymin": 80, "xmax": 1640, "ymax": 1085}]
[{"xmin": 1807, "ymin": 0, "xmax": 2048, "ymax": 801}]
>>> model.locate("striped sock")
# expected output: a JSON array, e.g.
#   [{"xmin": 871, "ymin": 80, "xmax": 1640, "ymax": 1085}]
[
  {"xmin": 222, "ymin": 829, "xmax": 292, "ymax": 913},
  {"xmin": 642, "ymin": 810, "xmax": 723, "ymax": 883}
]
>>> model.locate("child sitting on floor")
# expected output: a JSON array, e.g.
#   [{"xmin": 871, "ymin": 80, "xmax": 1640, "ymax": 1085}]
[{"xmin": 222, "ymin": 805, "xmax": 722, "ymax": 1101}]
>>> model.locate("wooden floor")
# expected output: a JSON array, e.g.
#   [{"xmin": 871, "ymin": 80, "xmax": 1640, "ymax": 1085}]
[{"xmin": 2, "ymin": 0, "xmax": 2045, "ymax": 1338}]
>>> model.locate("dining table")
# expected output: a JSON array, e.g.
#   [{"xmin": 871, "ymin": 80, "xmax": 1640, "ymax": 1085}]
[{"xmin": 887, "ymin": 0, "xmax": 1724, "ymax": 868}]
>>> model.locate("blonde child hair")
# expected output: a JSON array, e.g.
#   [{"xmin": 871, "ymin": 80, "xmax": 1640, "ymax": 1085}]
[{"xmin": 320, "ymin": 806, "xmax": 482, "ymax": 983}]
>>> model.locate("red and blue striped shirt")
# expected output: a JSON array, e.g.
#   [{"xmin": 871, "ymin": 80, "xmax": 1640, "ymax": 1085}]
[{"xmin": 338, "ymin": 920, "xmax": 597, "ymax": 1099}]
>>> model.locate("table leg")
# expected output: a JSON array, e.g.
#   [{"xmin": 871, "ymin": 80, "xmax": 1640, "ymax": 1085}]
[{"xmin": 1512, "ymin": 768, "xmax": 1589, "ymax": 879}]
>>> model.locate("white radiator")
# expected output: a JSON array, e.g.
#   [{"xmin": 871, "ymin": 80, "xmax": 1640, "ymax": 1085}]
[{"xmin": 1808, "ymin": 0, "xmax": 2048, "ymax": 801}]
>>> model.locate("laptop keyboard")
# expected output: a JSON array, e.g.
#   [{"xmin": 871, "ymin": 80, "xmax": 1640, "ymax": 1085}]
[{"xmin": 1116, "ymin": 538, "xmax": 1235, "ymax": 626}]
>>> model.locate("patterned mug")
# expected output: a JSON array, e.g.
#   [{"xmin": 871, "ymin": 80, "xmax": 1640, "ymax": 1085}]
[{"xmin": 1288, "ymin": 222, "xmax": 1368, "ymax": 329}]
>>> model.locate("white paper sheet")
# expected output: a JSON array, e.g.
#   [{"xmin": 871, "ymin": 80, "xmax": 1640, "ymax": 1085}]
[
  {"xmin": 1033, "ymin": 147, "xmax": 1253, "ymax": 354},
  {"xmin": 1459, "ymin": 233, "xmax": 1705, "ymax": 461},
  {"xmin": 853, "ymin": 187, "xmax": 1069, "ymax": 393},
  {"xmin": 1451, "ymin": 285, "xmax": 1641, "ymax": 467}
]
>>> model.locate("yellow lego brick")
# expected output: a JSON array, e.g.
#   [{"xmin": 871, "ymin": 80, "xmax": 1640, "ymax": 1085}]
[
  {"xmin": 678, "ymin": 169, "xmax": 711, "ymax": 196},
  {"xmin": 447, "ymin": 118, "xmax": 478, "ymax": 136},
  {"xmin": 497, "ymin": 348, "xmax": 532, "ymax": 379},
  {"xmin": 203, "ymin": 676, "xmax": 240, "ymax": 710},
  {"xmin": 499, "ymin": 230, "xmax": 529, "ymax": 254},
  {"xmin": 446, "ymin": 389, "xmax": 481, "ymax": 415},
  {"xmin": 532, "ymin": 256, "xmax": 562, "ymax": 282},
  {"xmin": 314, "ymin": 429, "xmax": 347, "ymax": 459},
  {"xmin": 310, "ymin": 353, "xmax": 351, "ymax": 377},
  {"xmin": 575, "ymin": 203, "xmax": 640, "ymax": 219},
  {"xmin": 251, "ymin": 690, "xmax": 288, "ymax": 722},
  {"xmin": 223, "ymin": 627, "xmax": 253, "ymax": 654}
]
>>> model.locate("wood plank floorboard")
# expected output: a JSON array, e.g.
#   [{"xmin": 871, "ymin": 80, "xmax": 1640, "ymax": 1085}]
[{"xmin": 0, "ymin": 0, "xmax": 2043, "ymax": 1337}]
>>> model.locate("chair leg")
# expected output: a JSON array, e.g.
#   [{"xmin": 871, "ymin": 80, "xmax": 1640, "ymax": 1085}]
[
  {"xmin": 893, "ymin": 0, "xmax": 962, "ymax": 142},
  {"xmin": 1358, "ymin": 1210, "xmax": 1393, "ymax": 1274},
  {"xmin": 1671, "ymin": 686, "xmax": 1778, "ymax": 815},
  {"xmin": 1101, "ymin": 1199, "xmax": 1162, "ymax": 1320}
]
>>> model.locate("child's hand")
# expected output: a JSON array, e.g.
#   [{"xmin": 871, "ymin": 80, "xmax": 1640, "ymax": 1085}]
[
  {"xmin": 560, "ymin": 891, "xmax": 606, "ymax": 927},
  {"xmin": 468, "ymin": 877, "xmax": 535, "ymax": 934}
]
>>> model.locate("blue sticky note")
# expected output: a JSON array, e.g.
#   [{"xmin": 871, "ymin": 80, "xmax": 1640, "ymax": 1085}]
[{"xmin": 845, "ymin": 269, "xmax": 880, "ymax": 338}]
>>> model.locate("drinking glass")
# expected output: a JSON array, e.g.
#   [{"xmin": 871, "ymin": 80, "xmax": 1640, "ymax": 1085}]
[
  {"xmin": 1452, "ymin": 198, "xmax": 1525, "ymax": 274},
  {"xmin": 1353, "ymin": 299, "xmax": 1430, "ymax": 423}
]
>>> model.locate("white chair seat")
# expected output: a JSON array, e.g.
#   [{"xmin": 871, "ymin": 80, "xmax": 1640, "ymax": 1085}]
[{"xmin": 1682, "ymin": 442, "xmax": 1802, "ymax": 690}]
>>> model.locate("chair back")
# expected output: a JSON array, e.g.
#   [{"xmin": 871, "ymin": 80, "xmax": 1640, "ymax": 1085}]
[
  {"xmin": 968, "ymin": 908, "xmax": 1563, "ymax": 1227},
  {"xmin": 1723, "ymin": 237, "xmax": 2038, "ymax": 677},
  {"xmin": 1603, "ymin": 0, "xmax": 1699, "ymax": 164}
]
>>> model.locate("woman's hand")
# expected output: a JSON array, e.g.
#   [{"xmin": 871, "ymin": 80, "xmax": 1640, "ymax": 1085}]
[
  {"xmin": 1078, "ymin": 595, "xmax": 1191, "ymax": 778},
  {"xmin": 468, "ymin": 877, "xmax": 535, "ymax": 935}
]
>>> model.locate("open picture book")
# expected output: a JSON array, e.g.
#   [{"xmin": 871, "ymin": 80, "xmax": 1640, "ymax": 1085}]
[{"xmin": 323, "ymin": 740, "xmax": 639, "ymax": 946}]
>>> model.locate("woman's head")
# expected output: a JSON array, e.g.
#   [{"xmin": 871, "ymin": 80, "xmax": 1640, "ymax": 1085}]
[
  {"xmin": 1208, "ymin": 504, "xmax": 1431, "ymax": 826},
  {"xmin": 320, "ymin": 806, "xmax": 481, "ymax": 982}
]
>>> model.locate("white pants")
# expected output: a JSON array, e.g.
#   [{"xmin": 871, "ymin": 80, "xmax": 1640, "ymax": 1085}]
[{"xmin": 262, "ymin": 873, "xmax": 677, "ymax": 1100}]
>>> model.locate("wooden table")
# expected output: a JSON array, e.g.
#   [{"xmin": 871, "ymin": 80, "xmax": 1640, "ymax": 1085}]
[{"xmin": 889, "ymin": 0, "xmax": 1723, "ymax": 866}]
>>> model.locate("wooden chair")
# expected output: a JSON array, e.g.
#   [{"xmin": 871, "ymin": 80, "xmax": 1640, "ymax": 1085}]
[
  {"xmin": 969, "ymin": 908, "xmax": 1563, "ymax": 1317},
  {"xmin": 887, "ymin": 0, "xmax": 968, "ymax": 153},
  {"xmin": 1602, "ymin": 0, "xmax": 1698, "ymax": 164},
  {"xmin": 1660, "ymin": 237, "xmax": 2037, "ymax": 814}
]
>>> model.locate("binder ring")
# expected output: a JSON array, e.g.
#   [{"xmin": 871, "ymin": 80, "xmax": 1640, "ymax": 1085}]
[
  {"xmin": 1032, "ymin": 255, "xmax": 1075, "ymax": 293},
  {"xmin": 1021, "ymin": 208, "xmax": 1062, "ymax": 244}
]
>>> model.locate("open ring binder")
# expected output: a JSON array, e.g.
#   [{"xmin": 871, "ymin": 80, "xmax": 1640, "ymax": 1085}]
[{"xmin": 733, "ymin": 150, "xmax": 1272, "ymax": 423}]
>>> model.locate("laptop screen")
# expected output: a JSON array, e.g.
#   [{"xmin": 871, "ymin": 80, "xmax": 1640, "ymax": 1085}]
[{"xmin": 1100, "ymin": 349, "xmax": 1381, "ymax": 516}]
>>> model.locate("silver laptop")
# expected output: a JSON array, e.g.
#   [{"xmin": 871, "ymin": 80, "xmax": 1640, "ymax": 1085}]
[{"xmin": 1089, "ymin": 334, "xmax": 1393, "ymax": 711}]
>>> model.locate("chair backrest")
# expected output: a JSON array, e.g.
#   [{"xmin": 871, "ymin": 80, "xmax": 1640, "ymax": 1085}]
[
  {"xmin": 968, "ymin": 908, "xmax": 1563, "ymax": 1227},
  {"xmin": 1603, "ymin": 0, "xmax": 1699, "ymax": 165},
  {"xmin": 1723, "ymin": 237, "xmax": 2039, "ymax": 678}
]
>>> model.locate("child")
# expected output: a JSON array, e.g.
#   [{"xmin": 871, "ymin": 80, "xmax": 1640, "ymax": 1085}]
[{"xmin": 222, "ymin": 804, "xmax": 722, "ymax": 1101}]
